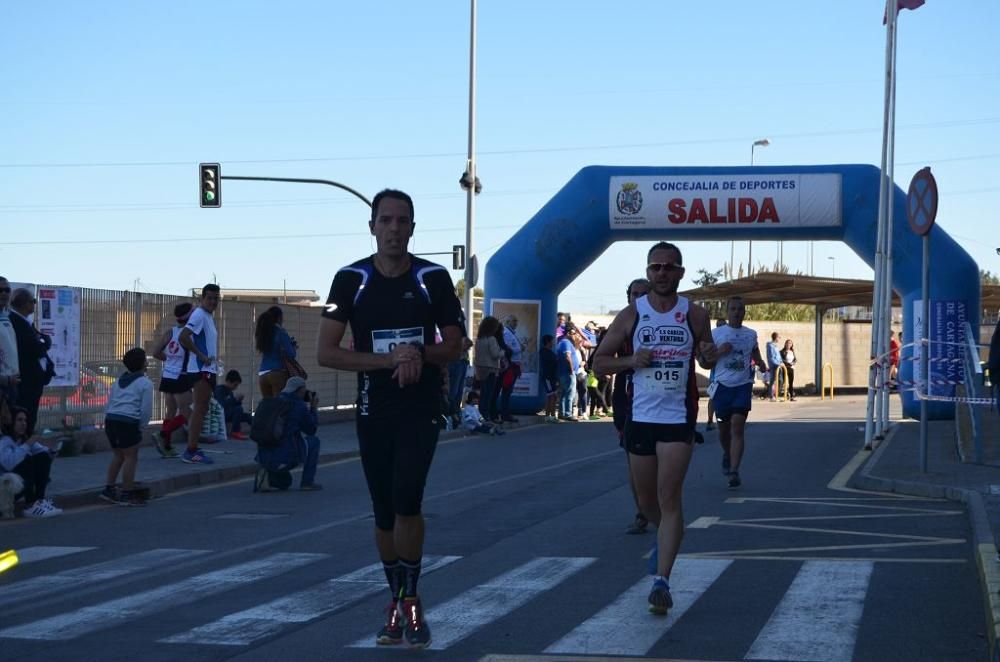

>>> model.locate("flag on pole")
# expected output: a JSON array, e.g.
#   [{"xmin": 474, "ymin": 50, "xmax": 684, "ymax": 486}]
[{"xmin": 884, "ymin": 0, "xmax": 925, "ymax": 24}]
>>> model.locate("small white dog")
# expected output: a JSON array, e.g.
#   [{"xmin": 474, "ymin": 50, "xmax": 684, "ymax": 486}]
[{"xmin": 0, "ymin": 473, "xmax": 24, "ymax": 519}]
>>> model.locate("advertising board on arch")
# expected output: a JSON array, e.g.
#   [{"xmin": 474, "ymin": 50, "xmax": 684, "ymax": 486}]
[{"xmin": 609, "ymin": 173, "xmax": 843, "ymax": 229}]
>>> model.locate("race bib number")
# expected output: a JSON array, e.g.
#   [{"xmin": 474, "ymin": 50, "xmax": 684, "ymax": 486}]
[
  {"xmin": 637, "ymin": 360, "xmax": 684, "ymax": 394},
  {"xmin": 371, "ymin": 327, "xmax": 424, "ymax": 354}
]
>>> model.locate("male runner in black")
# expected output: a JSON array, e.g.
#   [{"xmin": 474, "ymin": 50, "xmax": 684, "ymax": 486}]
[{"xmin": 317, "ymin": 189, "xmax": 465, "ymax": 648}]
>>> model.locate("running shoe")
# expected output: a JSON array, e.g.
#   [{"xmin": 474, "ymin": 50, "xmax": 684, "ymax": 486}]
[
  {"xmin": 401, "ymin": 597, "xmax": 431, "ymax": 648},
  {"xmin": 181, "ymin": 448, "xmax": 214, "ymax": 465},
  {"xmin": 625, "ymin": 513, "xmax": 648, "ymax": 535},
  {"xmin": 646, "ymin": 539, "xmax": 658, "ymax": 575},
  {"xmin": 648, "ymin": 578, "xmax": 673, "ymax": 615},
  {"xmin": 588, "ymin": 414, "xmax": 601, "ymax": 421},
  {"xmin": 99, "ymin": 486, "xmax": 118, "ymax": 503},
  {"xmin": 376, "ymin": 600, "xmax": 404, "ymax": 645},
  {"xmin": 115, "ymin": 490, "xmax": 147, "ymax": 507},
  {"xmin": 229, "ymin": 431, "xmax": 249, "ymax": 441},
  {"xmin": 728, "ymin": 471, "xmax": 742, "ymax": 488},
  {"xmin": 153, "ymin": 432, "xmax": 170, "ymax": 458},
  {"xmin": 162, "ymin": 446, "xmax": 179, "ymax": 458},
  {"xmin": 721, "ymin": 454, "xmax": 731, "ymax": 474}
]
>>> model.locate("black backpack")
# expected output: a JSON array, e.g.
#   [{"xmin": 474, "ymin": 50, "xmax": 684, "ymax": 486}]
[{"xmin": 250, "ymin": 397, "xmax": 293, "ymax": 448}]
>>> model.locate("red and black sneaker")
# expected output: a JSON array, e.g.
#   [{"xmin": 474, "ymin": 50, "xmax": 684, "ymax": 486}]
[
  {"xmin": 375, "ymin": 600, "xmax": 404, "ymax": 645},
  {"xmin": 402, "ymin": 597, "xmax": 431, "ymax": 648}
]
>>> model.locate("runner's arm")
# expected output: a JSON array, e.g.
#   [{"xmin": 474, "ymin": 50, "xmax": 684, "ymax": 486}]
[
  {"xmin": 592, "ymin": 305, "xmax": 639, "ymax": 375},
  {"xmin": 690, "ymin": 305, "xmax": 722, "ymax": 368},
  {"xmin": 425, "ymin": 325, "xmax": 463, "ymax": 366},
  {"xmin": 316, "ymin": 317, "xmax": 398, "ymax": 372},
  {"xmin": 178, "ymin": 327, "xmax": 211, "ymax": 365},
  {"xmin": 151, "ymin": 328, "xmax": 171, "ymax": 361}
]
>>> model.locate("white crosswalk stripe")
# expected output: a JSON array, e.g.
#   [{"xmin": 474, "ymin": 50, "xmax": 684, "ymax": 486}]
[
  {"xmin": 0, "ymin": 548, "xmax": 210, "ymax": 610},
  {"xmin": 545, "ymin": 558, "xmax": 733, "ymax": 656},
  {"xmin": 13, "ymin": 546, "xmax": 96, "ymax": 565},
  {"xmin": 349, "ymin": 556, "xmax": 596, "ymax": 650},
  {"xmin": 745, "ymin": 560, "xmax": 874, "ymax": 662},
  {"xmin": 160, "ymin": 554, "xmax": 462, "ymax": 646},
  {"xmin": 0, "ymin": 552, "xmax": 326, "ymax": 641}
]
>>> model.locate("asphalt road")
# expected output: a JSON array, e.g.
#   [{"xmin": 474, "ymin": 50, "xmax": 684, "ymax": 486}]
[{"xmin": 0, "ymin": 402, "xmax": 987, "ymax": 661}]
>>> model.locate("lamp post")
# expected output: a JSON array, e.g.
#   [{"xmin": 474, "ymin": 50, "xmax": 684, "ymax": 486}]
[
  {"xmin": 459, "ymin": 0, "xmax": 480, "ymax": 340},
  {"xmin": 828, "ymin": 256, "xmax": 836, "ymax": 278},
  {"xmin": 748, "ymin": 138, "xmax": 770, "ymax": 276}
]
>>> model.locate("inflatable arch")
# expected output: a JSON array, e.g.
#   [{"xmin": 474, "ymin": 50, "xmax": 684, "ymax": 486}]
[{"xmin": 483, "ymin": 164, "xmax": 979, "ymax": 420}]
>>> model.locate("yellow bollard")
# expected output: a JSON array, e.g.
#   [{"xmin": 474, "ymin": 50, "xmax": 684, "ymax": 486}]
[
  {"xmin": 821, "ymin": 363, "xmax": 835, "ymax": 400},
  {"xmin": 776, "ymin": 364, "xmax": 790, "ymax": 401},
  {"xmin": 0, "ymin": 549, "xmax": 19, "ymax": 575}
]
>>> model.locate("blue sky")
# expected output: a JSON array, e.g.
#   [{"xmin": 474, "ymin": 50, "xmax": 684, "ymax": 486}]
[{"xmin": 1, "ymin": 1, "xmax": 997, "ymax": 314}]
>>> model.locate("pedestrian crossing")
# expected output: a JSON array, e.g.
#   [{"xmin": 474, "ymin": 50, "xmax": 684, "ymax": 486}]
[{"xmin": 0, "ymin": 546, "xmax": 904, "ymax": 660}]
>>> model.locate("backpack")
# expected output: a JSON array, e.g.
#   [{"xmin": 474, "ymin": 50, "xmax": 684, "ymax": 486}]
[{"xmin": 250, "ymin": 396, "xmax": 293, "ymax": 449}]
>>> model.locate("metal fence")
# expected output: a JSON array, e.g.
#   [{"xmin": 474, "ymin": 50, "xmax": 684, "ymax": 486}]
[{"xmin": 36, "ymin": 286, "xmax": 358, "ymax": 432}]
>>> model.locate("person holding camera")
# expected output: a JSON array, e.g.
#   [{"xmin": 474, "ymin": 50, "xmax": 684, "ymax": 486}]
[{"xmin": 258, "ymin": 376, "xmax": 322, "ymax": 491}]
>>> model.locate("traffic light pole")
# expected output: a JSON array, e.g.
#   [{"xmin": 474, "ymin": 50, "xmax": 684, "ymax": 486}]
[{"xmin": 221, "ymin": 175, "xmax": 372, "ymax": 208}]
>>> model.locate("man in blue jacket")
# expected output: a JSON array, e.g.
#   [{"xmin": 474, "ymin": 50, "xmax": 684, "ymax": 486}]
[{"xmin": 256, "ymin": 376, "xmax": 321, "ymax": 491}]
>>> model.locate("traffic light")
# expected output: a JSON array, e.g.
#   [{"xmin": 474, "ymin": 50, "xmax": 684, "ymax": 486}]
[
  {"xmin": 199, "ymin": 163, "xmax": 221, "ymax": 208},
  {"xmin": 452, "ymin": 244, "xmax": 466, "ymax": 271}
]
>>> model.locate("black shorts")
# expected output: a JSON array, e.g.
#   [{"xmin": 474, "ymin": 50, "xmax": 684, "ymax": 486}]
[
  {"xmin": 624, "ymin": 420, "xmax": 696, "ymax": 456},
  {"xmin": 158, "ymin": 374, "xmax": 193, "ymax": 394},
  {"xmin": 357, "ymin": 414, "xmax": 439, "ymax": 531},
  {"xmin": 105, "ymin": 418, "xmax": 142, "ymax": 450},
  {"xmin": 187, "ymin": 371, "xmax": 217, "ymax": 388}
]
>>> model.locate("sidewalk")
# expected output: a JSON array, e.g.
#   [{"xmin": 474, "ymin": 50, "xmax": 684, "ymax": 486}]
[
  {"xmin": 848, "ymin": 411, "xmax": 1000, "ymax": 662},
  {"xmin": 43, "ymin": 415, "xmax": 542, "ymax": 511}
]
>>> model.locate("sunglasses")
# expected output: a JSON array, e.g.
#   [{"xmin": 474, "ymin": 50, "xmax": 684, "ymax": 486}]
[{"xmin": 646, "ymin": 262, "xmax": 683, "ymax": 273}]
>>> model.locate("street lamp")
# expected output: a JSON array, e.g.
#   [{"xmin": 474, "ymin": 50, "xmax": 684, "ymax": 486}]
[
  {"xmin": 828, "ymin": 256, "xmax": 836, "ymax": 278},
  {"xmin": 747, "ymin": 138, "xmax": 770, "ymax": 276}
]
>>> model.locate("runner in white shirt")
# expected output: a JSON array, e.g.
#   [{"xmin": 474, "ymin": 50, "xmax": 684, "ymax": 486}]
[
  {"xmin": 709, "ymin": 296, "xmax": 768, "ymax": 489},
  {"xmin": 594, "ymin": 242, "xmax": 722, "ymax": 617},
  {"xmin": 179, "ymin": 284, "xmax": 221, "ymax": 465},
  {"xmin": 150, "ymin": 302, "xmax": 194, "ymax": 458}
]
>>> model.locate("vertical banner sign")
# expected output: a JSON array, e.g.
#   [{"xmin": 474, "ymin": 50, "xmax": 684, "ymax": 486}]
[
  {"xmin": 37, "ymin": 287, "xmax": 81, "ymax": 387},
  {"xmin": 490, "ymin": 299, "xmax": 541, "ymax": 397},
  {"xmin": 912, "ymin": 300, "xmax": 966, "ymax": 397}
]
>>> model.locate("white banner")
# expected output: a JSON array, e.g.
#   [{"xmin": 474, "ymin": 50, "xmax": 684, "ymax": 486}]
[
  {"xmin": 610, "ymin": 174, "xmax": 842, "ymax": 229},
  {"xmin": 37, "ymin": 286, "xmax": 80, "ymax": 387},
  {"xmin": 489, "ymin": 299, "xmax": 541, "ymax": 397}
]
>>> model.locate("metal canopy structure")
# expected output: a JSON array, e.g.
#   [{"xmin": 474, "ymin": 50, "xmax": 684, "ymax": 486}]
[{"xmin": 680, "ymin": 273, "xmax": 901, "ymax": 308}]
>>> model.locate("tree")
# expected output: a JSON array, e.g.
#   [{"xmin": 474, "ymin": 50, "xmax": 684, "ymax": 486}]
[
  {"xmin": 454, "ymin": 279, "xmax": 484, "ymax": 300},
  {"xmin": 982, "ymin": 269, "xmax": 1000, "ymax": 286},
  {"xmin": 693, "ymin": 267, "xmax": 723, "ymax": 288}
]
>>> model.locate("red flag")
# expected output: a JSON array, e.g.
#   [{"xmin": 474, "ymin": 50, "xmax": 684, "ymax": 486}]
[{"xmin": 884, "ymin": 0, "xmax": 925, "ymax": 24}]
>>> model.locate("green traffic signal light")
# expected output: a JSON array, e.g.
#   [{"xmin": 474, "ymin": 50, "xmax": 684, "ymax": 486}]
[{"xmin": 199, "ymin": 163, "xmax": 221, "ymax": 208}]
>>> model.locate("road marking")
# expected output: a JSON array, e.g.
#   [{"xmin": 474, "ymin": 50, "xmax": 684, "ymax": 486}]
[
  {"xmin": 692, "ymin": 539, "xmax": 963, "ymax": 557},
  {"xmin": 0, "ymin": 552, "xmax": 325, "ymax": 640},
  {"xmin": 0, "ymin": 548, "xmax": 210, "ymax": 610},
  {"xmin": 349, "ymin": 556, "xmax": 595, "ymax": 650},
  {"xmin": 727, "ymin": 497, "xmax": 948, "ymax": 512},
  {"xmin": 746, "ymin": 560, "xmax": 873, "ymax": 662},
  {"xmin": 722, "ymin": 511, "xmax": 962, "ymax": 524},
  {"xmin": 480, "ymin": 656, "xmax": 724, "ymax": 662},
  {"xmin": 714, "ymin": 520, "xmax": 964, "ymax": 543},
  {"xmin": 681, "ymin": 553, "xmax": 963, "ymax": 564},
  {"xmin": 545, "ymin": 558, "xmax": 731, "ymax": 656},
  {"xmin": 687, "ymin": 517, "xmax": 718, "ymax": 529},
  {"xmin": 13, "ymin": 546, "xmax": 96, "ymax": 564},
  {"xmin": 161, "ymin": 555, "xmax": 461, "ymax": 645},
  {"xmin": 215, "ymin": 513, "xmax": 289, "ymax": 520}
]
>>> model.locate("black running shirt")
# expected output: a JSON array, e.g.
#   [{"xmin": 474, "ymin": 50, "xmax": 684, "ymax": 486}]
[{"xmin": 322, "ymin": 255, "xmax": 466, "ymax": 419}]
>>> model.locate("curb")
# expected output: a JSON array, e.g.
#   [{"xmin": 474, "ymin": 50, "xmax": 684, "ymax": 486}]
[
  {"xmin": 847, "ymin": 429, "xmax": 1000, "ymax": 662},
  {"xmin": 52, "ymin": 418, "xmax": 547, "ymax": 512}
]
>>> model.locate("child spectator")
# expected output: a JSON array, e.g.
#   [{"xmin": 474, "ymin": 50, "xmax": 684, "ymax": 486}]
[
  {"xmin": 539, "ymin": 335, "xmax": 559, "ymax": 422},
  {"xmin": 101, "ymin": 348, "xmax": 153, "ymax": 506},
  {"xmin": 461, "ymin": 392, "xmax": 505, "ymax": 435},
  {"xmin": 0, "ymin": 406, "xmax": 62, "ymax": 517},
  {"xmin": 214, "ymin": 369, "xmax": 252, "ymax": 440}
]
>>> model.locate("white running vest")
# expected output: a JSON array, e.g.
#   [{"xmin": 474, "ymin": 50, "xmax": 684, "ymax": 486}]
[
  {"xmin": 162, "ymin": 327, "xmax": 186, "ymax": 379},
  {"xmin": 630, "ymin": 295, "xmax": 695, "ymax": 424}
]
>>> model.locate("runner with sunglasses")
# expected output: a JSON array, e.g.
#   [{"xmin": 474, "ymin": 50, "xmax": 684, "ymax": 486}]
[{"xmin": 594, "ymin": 242, "xmax": 722, "ymax": 615}]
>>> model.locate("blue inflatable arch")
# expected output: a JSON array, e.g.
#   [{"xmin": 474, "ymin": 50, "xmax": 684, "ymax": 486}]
[{"xmin": 483, "ymin": 164, "xmax": 979, "ymax": 420}]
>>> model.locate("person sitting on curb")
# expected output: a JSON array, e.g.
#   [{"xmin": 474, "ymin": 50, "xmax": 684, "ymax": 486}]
[
  {"xmin": 460, "ymin": 392, "xmax": 505, "ymax": 436},
  {"xmin": 214, "ymin": 369, "xmax": 253, "ymax": 440},
  {"xmin": 0, "ymin": 406, "xmax": 62, "ymax": 517},
  {"xmin": 255, "ymin": 376, "xmax": 322, "ymax": 491},
  {"xmin": 101, "ymin": 348, "xmax": 153, "ymax": 506}
]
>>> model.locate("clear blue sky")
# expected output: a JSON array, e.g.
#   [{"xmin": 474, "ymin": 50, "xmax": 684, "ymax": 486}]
[{"xmin": 1, "ymin": 1, "xmax": 996, "ymax": 314}]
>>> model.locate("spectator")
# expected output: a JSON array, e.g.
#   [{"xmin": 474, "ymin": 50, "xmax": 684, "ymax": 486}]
[
  {"xmin": 256, "ymin": 376, "xmax": 321, "ymax": 491},
  {"xmin": 473, "ymin": 316, "xmax": 504, "ymax": 424},
  {"xmin": 498, "ymin": 315, "xmax": 525, "ymax": 423},
  {"xmin": 780, "ymin": 338, "xmax": 798, "ymax": 401},
  {"xmin": 0, "ymin": 406, "xmax": 61, "ymax": 517},
  {"xmin": 214, "ymin": 369, "xmax": 253, "ymax": 440},
  {"xmin": 446, "ymin": 337, "xmax": 474, "ymax": 428},
  {"xmin": 539, "ymin": 335, "xmax": 559, "ymax": 423},
  {"xmin": 889, "ymin": 330, "xmax": 900, "ymax": 387},
  {"xmin": 586, "ymin": 327, "xmax": 611, "ymax": 420},
  {"xmin": 101, "ymin": 348, "xmax": 153, "ymax": 506},
  {"xmin": 460, "ymin": 392, "xmax": 505, "ymax": 435},
  {"xmin": 255, "ymin": 306, "xmax": 298, "ymax": 397},
  {"xmin": 764, "ymin": 332, "xmax": 781, "ymax": 401},
  {"xmin": 556, "ymin": 324, "xmax": 581, "ymax": 421},
  {"xmin": 0, "ymin": 277, "xmax": 19, "ymax": 426},
  {"xmin": 555, "ymin": 312, "xmax": 568, "ymax": 340},
  {"xmin": 10, "ymin": 288, "xmax": 54, "ymax": 436}
]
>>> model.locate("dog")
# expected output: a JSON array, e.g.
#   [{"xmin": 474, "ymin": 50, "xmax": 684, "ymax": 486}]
[{"xmin": 0, "ymin": 473, "xmax": 24, "ymax": 519}]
